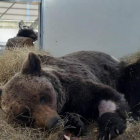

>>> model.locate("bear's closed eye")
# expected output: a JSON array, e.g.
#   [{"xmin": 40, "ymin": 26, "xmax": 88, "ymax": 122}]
[{"xmin": 40, "ymin": 96, "xmax": 46, "ymax": 104}]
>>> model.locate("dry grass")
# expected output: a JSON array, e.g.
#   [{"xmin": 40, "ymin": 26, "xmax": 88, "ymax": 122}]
[
  {"xmin": 0, "ymin": 48, "xmax": 140, "ymax": 140},
  {"xmin": 0, "ymin": 47, "xmax": 49, "ymax": 85},
  {"xmin": 115, "ymin": 122, "xmax": 140, "ymax": 140},
  {"xmin": 0, "ymin": 107, "xmax": 139, "ymax": 140},
  {"xmin": 120, "ymin": 50, "xmax": 140, "ymax": 64},
  {"xmin": 0, "ymin": 109, "xmax": 64, "ymax": 140}
]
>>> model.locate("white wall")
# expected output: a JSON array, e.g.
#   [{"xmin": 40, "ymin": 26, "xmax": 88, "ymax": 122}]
[
  {"xmin": 0, "ymin": 29, "xmax": 18, "ymax": 44},
  {"xmin": 42, "ymin": 0, "xmax": 140, "ymax": 58}
]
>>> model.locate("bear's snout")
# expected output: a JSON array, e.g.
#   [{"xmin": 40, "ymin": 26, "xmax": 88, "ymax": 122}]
[
  {"xmin": 32, "ymin": 105, "xmax": 60, "ymax": 129},
  {"xmin": 47, "ymin": 116, "xmax": 60, "ymax": 129}
]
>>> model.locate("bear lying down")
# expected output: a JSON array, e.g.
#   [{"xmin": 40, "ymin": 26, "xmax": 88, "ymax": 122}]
[{"xmin": 1, "ymin": 51, "xmax": 140, "ymax": 140}]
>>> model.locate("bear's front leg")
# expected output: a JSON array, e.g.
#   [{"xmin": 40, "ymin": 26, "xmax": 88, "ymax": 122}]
[
  {"xmin": 96, "ymin": 86, "xmax": 129, "ymax": 140},
  {"xmin": 98, "ymin": 112, "xmax": 126, "ymax": 140}
]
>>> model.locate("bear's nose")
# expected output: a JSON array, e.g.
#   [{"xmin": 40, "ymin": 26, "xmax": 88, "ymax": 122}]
[
  {"xmin": 16, "ymin": 108, "xmax": 34, "ymax": 126},
  {"xmin": 48, "ymin": 117, "xmax": 60, "ymax": 129}
]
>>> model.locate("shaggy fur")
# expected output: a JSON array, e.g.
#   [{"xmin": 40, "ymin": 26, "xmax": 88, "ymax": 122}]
[
  {"xmin": 118, "ymin": 59, "xmax": 140, "ymax": 119},
  {"xmin": 0, "ymin": 51, "xmax": 129, "ymax": 140},
  {"xmin": 17, "ymin": 29, "xmax": 38, "ymax": 42}
]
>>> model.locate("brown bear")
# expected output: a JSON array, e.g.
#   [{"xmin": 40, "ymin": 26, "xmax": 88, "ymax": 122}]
[
  {"xmin": 17, "ymin": 20, "xmax": 38, "ymax": 42},
  {"xmin": 6, "ymin": 21, "xmax": 37, "ymax": 49},
  {"xmin": 0, "ymin": 51, "xmax": 129, "ymax": 140},
  {"xmin": 17, "ymin": 28, "xmax": 38, "ymax": 42}
]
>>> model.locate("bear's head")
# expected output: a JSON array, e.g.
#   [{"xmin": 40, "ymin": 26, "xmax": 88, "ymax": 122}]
[
  {"xmin": 17, "ymin": 29, "xmax": 38, "ymax": 42},
  {"xmin": 0, "ymin": 53, "xmax": 60, "ymax": 129}
]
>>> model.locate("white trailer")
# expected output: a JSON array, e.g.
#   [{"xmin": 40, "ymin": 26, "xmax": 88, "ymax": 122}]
[
  {"xmin": 41, "ymin": 0, "xmax": 140, "ymax": 58},
  {"xmin": 1, "ymin": 0, "xmax": 140, "ymax": 58}
]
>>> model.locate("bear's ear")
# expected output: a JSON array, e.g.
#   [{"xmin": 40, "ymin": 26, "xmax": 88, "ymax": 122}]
[
  {"xmin": 22, "ymin": 52, "xmax": 41, "ymax": 76},
  {"xmin": 19, "ymin": 20, "xmax": 25, "ymax": 29}
]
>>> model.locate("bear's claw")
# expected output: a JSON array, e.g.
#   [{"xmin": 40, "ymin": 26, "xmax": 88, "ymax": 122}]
[
  {"xmin": 116, "ymin": 129, "xmax": 119, "ymax": 134},
  {"xmin": 64, "ymin": 113, "xmax": 87, "ymax": 136},
  {"xmin": 98, "ymin": 112, "xmax": 126, "ymax": 140}
]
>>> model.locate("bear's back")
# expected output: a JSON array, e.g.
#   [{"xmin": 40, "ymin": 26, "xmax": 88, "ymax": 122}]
[
  {"xmin": 63, "ymin": 51, "xmax": 120, "ymax": 87},
  {"xmin": 39, "ymin": 51, "xmax": 120, "ymax": 88}
]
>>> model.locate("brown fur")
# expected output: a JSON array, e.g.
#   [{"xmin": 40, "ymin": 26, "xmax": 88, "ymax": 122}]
[{"xmin": 0, "ymin": 51, "xmax": 129, "ymax": 140}]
